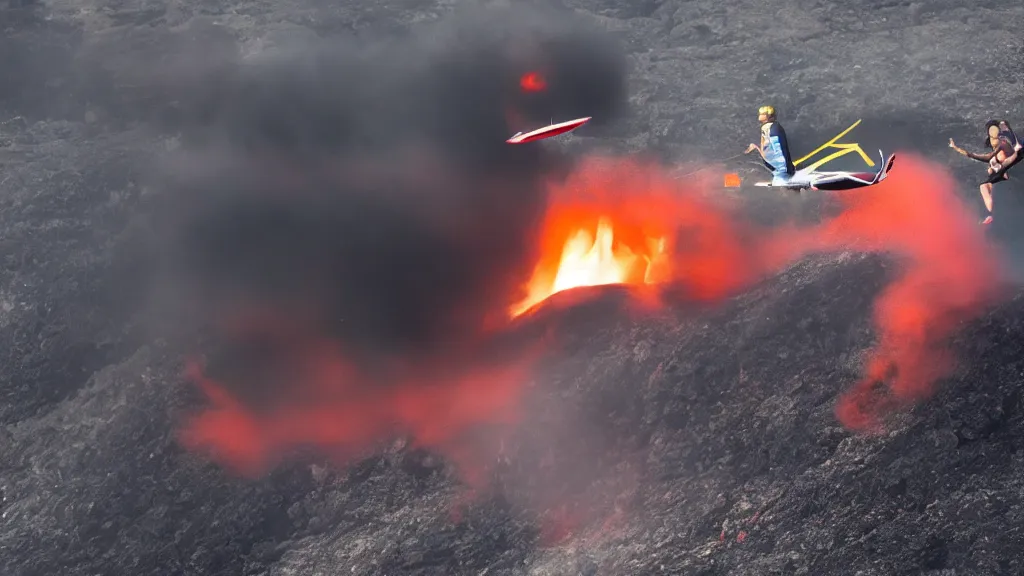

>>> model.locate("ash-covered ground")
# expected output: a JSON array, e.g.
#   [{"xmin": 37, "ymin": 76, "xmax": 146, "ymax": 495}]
[{"xmin": 3, "ymin": 0, "xmax": 1024, "ymax": 575}]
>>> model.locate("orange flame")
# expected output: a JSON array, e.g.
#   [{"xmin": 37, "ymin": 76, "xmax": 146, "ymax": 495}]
[
  {"xmin": 511, "ymin": 219, "xmax": 669, "ymax": 316},
  {"xmin": 511, "ymin": 205, "xmax": 672, "ymax": 317}
]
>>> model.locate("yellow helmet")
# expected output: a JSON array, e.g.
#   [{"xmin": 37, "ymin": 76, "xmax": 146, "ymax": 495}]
[{"xmin": 758, "ymin": 105, "xmax": 775, "ymax": 117}]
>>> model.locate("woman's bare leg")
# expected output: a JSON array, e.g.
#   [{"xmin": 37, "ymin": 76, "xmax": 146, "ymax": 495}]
[{"xmin": 980, "ymin": 182, "xmax": 994, "ymax": 224}]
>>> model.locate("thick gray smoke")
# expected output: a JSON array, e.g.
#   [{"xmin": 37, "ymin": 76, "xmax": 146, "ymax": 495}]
[{"xmin": 147, "ymin": 4, "xmax": 628, "ymax": 368}]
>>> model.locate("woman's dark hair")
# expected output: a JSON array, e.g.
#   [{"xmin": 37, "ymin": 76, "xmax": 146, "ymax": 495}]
[{"xmin": 984, "ymin": 119, "xmax": 1001, "ymax": 148}]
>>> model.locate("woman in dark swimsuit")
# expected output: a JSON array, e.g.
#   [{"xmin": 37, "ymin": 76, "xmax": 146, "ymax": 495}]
[{"xmin": 950, "ymin": 120, "xmax": 1021, "ymax": 225}]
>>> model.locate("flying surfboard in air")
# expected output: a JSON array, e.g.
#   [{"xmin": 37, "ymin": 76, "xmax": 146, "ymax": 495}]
[{"xmin": 506, "ymin": 116, "xmax": 591, "ymax": 144}]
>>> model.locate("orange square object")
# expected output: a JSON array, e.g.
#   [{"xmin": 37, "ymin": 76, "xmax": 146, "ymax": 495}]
[{"xmin": 723, "ymin": 173, "xmax": 741, "ymax": 187}]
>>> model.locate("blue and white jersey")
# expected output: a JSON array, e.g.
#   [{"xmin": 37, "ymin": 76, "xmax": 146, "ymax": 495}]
[{"xmin": 760, "ymin": 121, "xmax": 795, "ymax": 177}]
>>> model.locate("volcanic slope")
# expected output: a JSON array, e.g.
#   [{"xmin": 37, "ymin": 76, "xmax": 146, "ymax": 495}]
[{"xmin": 3, "ymin": 0, "xmax": 1024, "ymax": 576}]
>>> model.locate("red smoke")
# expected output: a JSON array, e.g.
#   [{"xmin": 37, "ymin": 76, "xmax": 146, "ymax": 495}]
[
  {"xmin": 179, "ymin": 152, "xmax": 1003, "ymax": 486},
  {"xmin": 181, "ymin": 333, "xmax": 540, "ymax": 486},
  {"xmin": 790, "ymin": 155, "xmax": 1006, "ymax": 429},
  {"xmin": 533, "ymin": 154, "xmax": 1003, "ymax": 430}
]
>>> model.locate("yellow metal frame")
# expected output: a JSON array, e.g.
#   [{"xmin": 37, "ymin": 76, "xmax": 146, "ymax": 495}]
[{"xmin": 793, "ymin": 119, "xmax": 875, "ymax": 171}]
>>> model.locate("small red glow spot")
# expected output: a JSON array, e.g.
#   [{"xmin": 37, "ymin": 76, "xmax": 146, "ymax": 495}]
[{"xmin": 520, "ymin": 71, "xmax": 546, "ymax": 92}]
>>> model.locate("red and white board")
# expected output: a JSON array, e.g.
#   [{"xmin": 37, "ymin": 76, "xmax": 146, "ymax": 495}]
[{"xmin": 506, "ymin": 116, "xmax": 591, "ymax": 144}]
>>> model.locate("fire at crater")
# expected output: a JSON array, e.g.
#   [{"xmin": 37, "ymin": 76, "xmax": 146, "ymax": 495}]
[
  {"xmin": 511, "ymin": 216, "xmax": 669, "ymax": 317},
  {"xmin": 150, "ymin": 3, "xmax": 1004, "ymax": 498}
]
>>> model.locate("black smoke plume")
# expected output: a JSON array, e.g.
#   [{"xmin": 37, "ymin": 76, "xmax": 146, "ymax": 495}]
[
  {"xmin": 146, "ymin": 4, "xmax": 628, "ymax": 373},
  {"xmin": 136, "ymin": 3, "xmax": 630, "ymax": 479}
]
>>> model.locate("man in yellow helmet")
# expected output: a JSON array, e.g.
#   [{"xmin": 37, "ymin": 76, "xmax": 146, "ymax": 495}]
[{"xmin": 744, "ymin": 105, "xmax": 795, "ymax": 185}]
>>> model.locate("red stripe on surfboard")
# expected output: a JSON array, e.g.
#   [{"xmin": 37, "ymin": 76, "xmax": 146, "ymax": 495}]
[{"xmin": 506, "ymin": 117, "xmax": 591, "ymax": 144}]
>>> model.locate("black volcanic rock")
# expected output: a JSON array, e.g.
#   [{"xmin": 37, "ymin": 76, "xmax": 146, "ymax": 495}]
[{"xmin": 2, "ymin": 0, "xmax": 1024, "ymax": 575}]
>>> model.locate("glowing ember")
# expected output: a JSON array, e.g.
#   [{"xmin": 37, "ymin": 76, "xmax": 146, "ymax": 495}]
[{"xmin": 520, "ymin": 71, "xmax": 546, "ymax": 92}]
